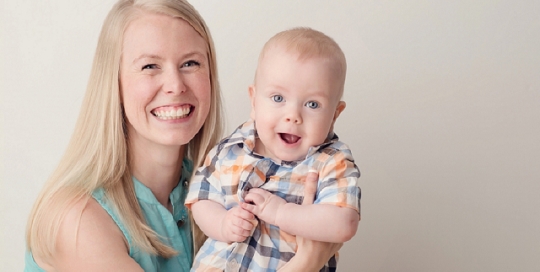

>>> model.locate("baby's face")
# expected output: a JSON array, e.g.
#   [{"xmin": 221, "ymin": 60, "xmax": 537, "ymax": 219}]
[{"xmin": 249, "ymin": 47, "xmax": 345, "ymax": 163}]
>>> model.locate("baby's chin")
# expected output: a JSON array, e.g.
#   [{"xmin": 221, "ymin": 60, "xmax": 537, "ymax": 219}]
[{"xmin": 273, "ymin": 152, "xmax": 309, "ymax": 164}]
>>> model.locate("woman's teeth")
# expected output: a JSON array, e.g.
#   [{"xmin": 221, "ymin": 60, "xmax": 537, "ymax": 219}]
[{"xmin": 152, "ymin": 107, "xmax": 191, "ymax": 120}]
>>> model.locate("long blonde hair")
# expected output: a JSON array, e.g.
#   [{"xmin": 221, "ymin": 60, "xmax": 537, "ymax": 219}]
[{"xmin": 26, "ymin": 0, "xmax": 222, "ymax": 260}]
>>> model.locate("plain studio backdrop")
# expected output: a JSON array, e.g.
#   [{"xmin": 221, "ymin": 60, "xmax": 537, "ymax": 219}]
[{"xmin": 2, "ymin": 1, "xmax": 539, "ymax": 271}]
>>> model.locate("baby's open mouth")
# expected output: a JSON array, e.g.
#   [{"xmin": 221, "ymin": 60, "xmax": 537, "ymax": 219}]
[
  {"xmin": 279, "ymin": 133, "xmax": 300, "ymax": 144},
  {"xmin": 151, "ymin": 105, "xmax": 192, "ymax": 120}
]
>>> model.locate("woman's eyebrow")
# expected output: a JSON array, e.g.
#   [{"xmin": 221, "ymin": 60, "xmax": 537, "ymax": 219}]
[
  {"xmin": 131, "ymin": 54, "xmax": 162, "ymax": 65},
  {"xmin": 182, "ymin": 51, "xmax": 206, "ymax": 59},
  {"xmin": 130, "ymin": 51, "xmax": 206, "ymax": 65}
]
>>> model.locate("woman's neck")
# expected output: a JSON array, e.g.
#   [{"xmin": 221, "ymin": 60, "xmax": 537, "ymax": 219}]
[{"xmin": 128, "ymin": 137, "xmax": 186, "ymax": 210}]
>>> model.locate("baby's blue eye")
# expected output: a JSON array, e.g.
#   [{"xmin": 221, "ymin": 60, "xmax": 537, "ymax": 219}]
[
  {"xmin": 306, "ymin": 101, "xmax": 319, "ymax": 109},
  {"xmin": 272, "ymin": 95, "xmax": 284, "ymax": 103}
]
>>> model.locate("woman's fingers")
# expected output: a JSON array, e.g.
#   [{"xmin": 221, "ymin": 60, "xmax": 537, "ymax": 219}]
[{"xmin": 302, "ymin": 170, "xmax": 319, "ymax": 205}]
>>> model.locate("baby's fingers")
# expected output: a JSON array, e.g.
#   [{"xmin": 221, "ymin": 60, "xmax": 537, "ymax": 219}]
[
  {"xmin": 233, "ymin": 216, "xmax": 254, "ymax": 231},
  {"xmin": 236, "ymin": 205, "xmax": 255, "ymax": 221},
  {"xmin": 244, "ymin": 188, "xmax": 272, "ymax": 205},
  {"xmin": 232, "ymin": 224, "xmax": 252, "ymax": 237},
  {"xmin": 228, "ymin": 227, "xmax": 250, "ymax": 242},
  {"xmin": 241, "ymin": 202, "xmax": 258, "ymax": 215}
]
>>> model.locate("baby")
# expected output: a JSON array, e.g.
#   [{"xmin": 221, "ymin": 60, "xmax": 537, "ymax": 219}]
[{"xmin": 186, "ymin": 27, "xmax": 361, "ymax": 272}]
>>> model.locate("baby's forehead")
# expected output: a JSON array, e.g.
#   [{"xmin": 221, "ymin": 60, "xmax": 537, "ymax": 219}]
[
  {"xmin": 262, "ymin": 41, "xmax": 329, "ymax": 61},
  {"xmin": 257, "ymin": 48, "xmax": 343, "ymax": 95},
  {"xmin": 260, "ymin": 44, "xmax": 337, "ymax": 71}
]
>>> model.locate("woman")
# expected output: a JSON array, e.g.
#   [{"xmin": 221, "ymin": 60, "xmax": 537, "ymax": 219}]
[{"xmin": 25, "ymin": 0, "xmax": 339, "ymax": 271}]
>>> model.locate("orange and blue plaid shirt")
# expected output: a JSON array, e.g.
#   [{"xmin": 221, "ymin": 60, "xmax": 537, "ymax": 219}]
[{"xmin": 186, "ymin": 120, "xmax": 361, "ymax": 272}]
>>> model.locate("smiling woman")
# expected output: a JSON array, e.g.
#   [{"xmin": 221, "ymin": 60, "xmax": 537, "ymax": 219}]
[{"xmin": 24, "ymin": 1, "xmax": 224, "ymax": 270}]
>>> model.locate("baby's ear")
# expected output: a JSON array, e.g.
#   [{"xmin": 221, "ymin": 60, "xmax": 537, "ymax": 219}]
[
  {"xmin": 333, "ymin": 101, "xmax": 346, "ymax": 122},
  {"xmin": 248, "ymin": 85, "xmax": 256, "ymax": 119}
]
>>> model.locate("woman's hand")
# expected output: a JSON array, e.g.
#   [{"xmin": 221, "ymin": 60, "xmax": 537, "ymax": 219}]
[{"xmin": 279, "ymin": 171, "xmax": 343, "ymax": 272}]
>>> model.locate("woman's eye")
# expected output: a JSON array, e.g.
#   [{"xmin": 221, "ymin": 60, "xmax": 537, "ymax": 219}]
[
  {"xmin": 182, "ymin": 60, "xmax": 200, "ymax": 68},
  {"xmin": 272, "ymin": 95, "xmax": 284, "ymax": 103},
  {"xmin": 306, "ymin": 101, "xmax": 319, "ymax": 109},
  {"xmin": 142, "ymin": 64, "xmax": 157, "ymax": 70}
]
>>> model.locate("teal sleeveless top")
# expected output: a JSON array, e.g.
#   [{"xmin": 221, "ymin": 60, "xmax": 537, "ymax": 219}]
[{"xmin": 25, "ymin": 159, "xmax": 194, "ymax": 272}]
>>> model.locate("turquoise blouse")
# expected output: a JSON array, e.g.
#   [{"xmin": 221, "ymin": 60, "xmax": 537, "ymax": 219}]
[{"xmin": 25, "ymin": 159, "xmax": 194, "ymax": 272}]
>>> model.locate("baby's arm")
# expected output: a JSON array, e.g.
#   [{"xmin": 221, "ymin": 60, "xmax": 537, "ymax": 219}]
[
  {"xmin": 242, "ymin": 189, "xmax": 358, "ymax": 243},
  {"xmin": 192, "ymin": 200, "xmax": 255, "ymax": 243}
]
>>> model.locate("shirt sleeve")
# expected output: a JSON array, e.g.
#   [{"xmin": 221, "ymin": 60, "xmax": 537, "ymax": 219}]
[
  {"xmin": 185, "ymin": 145, "xmax": 226, "ymax": 209},
  {"xmin": 313, "ymin": 147, "xmax": 361, "ymax": 214}
]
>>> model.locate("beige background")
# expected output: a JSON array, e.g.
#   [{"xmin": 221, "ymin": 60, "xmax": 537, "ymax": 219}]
[{"xmin": 2, "ymin": 0, "xmax": 540, "ymax": 271}]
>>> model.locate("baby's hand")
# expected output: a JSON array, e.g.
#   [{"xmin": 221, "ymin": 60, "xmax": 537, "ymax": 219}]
[
  {"xmin": 242, "ymin": 188, "xmax": 286, "ymax": 226},
  {"xmin": 221, "ymin": 206, "xmax": 255, "ymax": 243}
]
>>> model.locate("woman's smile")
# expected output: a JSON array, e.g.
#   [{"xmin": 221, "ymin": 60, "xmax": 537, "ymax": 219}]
[{"xmin": 151, "ymin": 104, "xmax": 193, "ymax": 120}]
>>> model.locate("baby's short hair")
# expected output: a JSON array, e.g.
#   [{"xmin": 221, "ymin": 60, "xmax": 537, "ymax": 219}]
[{"xmin": 258, "ymin": 27, "xmax": 347, "ymax": 96}]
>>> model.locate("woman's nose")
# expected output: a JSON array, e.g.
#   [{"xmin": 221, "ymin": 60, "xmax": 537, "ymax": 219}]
[{"xmin": 164, "ymin": 70, "xmax": 186, "ymax": 94}]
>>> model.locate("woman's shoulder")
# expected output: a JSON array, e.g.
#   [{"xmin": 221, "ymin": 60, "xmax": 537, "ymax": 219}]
[
  {"xmin": 59, "ymin": 195, "xmax": 125, "ymax": 246},
  {"xmin": 35, "ymin": 196, "xmax": 142, "ymax": 271}
]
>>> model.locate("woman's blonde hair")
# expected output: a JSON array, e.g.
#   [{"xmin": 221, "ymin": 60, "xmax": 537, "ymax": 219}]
[{"xmin": 26, "ymin": 0, "xmax": 222, "ymax": 259}]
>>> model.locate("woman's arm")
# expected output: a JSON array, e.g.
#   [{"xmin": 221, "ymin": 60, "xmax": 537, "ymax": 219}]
[
  {"xmin": 277, "ymin": 171, "xmax": 343, "ymax": 272},
  {"xmin": 279, "ymin": 236, "xmax": 343, "ymax": 272},
  {"xmin": 36, "ymin": 197, "xmax": 144, "ymax": 272}
]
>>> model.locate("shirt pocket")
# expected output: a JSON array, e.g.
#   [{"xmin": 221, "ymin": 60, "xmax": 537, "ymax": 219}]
[{"xmin": 262, "ymin": 175, "xmax": 305, "ymax": 204}]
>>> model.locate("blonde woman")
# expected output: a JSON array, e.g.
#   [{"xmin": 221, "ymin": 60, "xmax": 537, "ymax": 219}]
[{"xmin": 25, "ymin": 0, "xmax": 340, "ymax": 271}]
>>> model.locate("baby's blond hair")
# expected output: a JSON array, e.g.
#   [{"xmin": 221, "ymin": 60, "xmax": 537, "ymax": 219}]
[{"xmin": 256, "ymin": 27, "xmax": 347, "ymax": 97}]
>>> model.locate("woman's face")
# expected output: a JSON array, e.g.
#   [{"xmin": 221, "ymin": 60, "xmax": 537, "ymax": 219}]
[{"xmin": 120, "ymin": 11, "xmax": 211, "ymax": 150}]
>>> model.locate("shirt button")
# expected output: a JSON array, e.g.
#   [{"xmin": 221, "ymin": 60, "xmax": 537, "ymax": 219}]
[
  {"xmin": 177, "ymin": 219, "xmax": 184, "ymax": 227},
  {"xmin": 227, "ymin": 259, "xmax": 240, "ymax": 270},
  {"xmin": 183, "ymin": 181, "xmax": 189, "ymax": 187}
]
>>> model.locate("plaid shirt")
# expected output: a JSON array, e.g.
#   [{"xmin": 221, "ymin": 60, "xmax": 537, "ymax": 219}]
[{"xmin": 186, "ymin": 120, "xmax": 361, "ymax": 272}]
